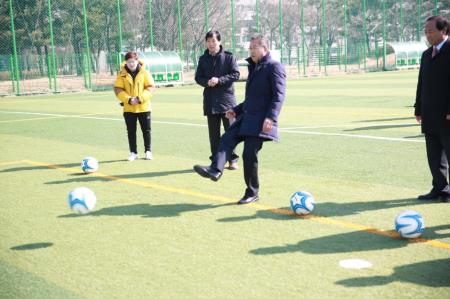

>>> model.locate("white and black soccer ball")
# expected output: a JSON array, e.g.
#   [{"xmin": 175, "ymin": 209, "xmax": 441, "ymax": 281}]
[
  {"xmin": 81, "ymin": 157, "xmax": 98, "ymax": 173},
  {"xmin": 395, "ymin": 210, "xmax": 425, "ymax": 238},
  {"xmin": 68, "ymin": 187, "xmax": 97, "ymax": 214},
  {"xmin": 290, "ymin": 191, "xmax": 315, "ymax": 215}
]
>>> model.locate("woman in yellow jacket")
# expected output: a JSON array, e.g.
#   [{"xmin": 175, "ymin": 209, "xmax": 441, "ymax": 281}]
[{"xmin": 114, "ymin": 52, "xmax": 155, "ymax": 161}]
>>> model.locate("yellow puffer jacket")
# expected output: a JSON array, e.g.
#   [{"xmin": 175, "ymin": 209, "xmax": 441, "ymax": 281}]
[{"xmin": 114, "ymin": 60, "xmax": 155, "ymax": 113}]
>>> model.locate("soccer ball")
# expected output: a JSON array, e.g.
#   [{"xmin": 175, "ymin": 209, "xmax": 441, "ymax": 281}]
[
  {"xmin": 81, "ymin": 157, "xmax": 98, "ymax": 173},
  {"xmin": 290, "ymin": 191, "xmax": 315, "ymax": 215},
  {"xmin": 395, "ymin": 210, "xmax": 425, "ymax": 238},
  {"xmin": 68, "ymin": 187, "xmax": 96, "ymax": 214}
]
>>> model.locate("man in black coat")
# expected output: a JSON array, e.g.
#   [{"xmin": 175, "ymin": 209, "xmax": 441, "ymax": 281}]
[
  {"xmin": 415, "ymin": 16, "xmax": 450, "ymax": 203},
  {"xmin": 195, "ymin": 30, "xmax": 240, "ymax": 170},
  {"xmin": 194, "ymin": 35, "xmax": 286, "ymax": 205}
]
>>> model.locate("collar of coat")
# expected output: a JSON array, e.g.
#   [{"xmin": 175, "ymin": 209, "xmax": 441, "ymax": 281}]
[
  {"xmin": 438, "ymin": 38, "xmax": 450, "ymax": 54},
  {"xmin": 246, "ymin": 53, "xmax": 271, "ymax": 66},
  {"xmin": 203, "ymin": 45, "xmax": 224, "ymax": 57},
  {"xmin": 119, "ymin": 59, "xmax": 146, "ymax": 76}
]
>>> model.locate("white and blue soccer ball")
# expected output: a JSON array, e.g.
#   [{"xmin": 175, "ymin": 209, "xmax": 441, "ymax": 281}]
[
  {"xmin": 395, "ymin": 210, "xmax": 425, "ymax": 238},
  {"xmin": 68, "ymin": 187, "xmax": 97, "ymax": 214},
  {"xmin": 290, "ymin": 191, "xmax": 315, "ymax": 215},
  {"xmin": 81, "ymin": 157, "xmax": 98, "ymax": 173}
]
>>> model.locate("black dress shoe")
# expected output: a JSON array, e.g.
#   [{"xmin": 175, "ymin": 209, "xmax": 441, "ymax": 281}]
[
  {"xmin": 441, "ymin": 194, "xmax": 450, "ymax": 203},
  {"xmin": 237, "ymin": 195, "xmax": 259, "ymax": 205},
  {"xmin": 193, "ymin": 165, "xmax": 222, "ymax": 181},
  {"xmin": 418, "ymin": 190, "xmax": 441, "ymax": 200}
]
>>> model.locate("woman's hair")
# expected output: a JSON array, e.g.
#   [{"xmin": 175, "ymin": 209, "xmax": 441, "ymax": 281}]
[{"xmin": 124, "ymin": 51, "xmax": 139, "ymax": 61}]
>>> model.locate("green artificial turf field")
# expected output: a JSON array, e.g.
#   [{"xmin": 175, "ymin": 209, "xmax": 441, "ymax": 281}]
[{"xmin": 0, "ymin": 70, "xmax": 449, "ymax": 298}]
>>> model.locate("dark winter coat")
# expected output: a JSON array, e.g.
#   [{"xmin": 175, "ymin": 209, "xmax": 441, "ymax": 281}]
[
  {"xmin": 195, "ymin": 46, "xmax": 240, "ymax": 115},
  {"xmin": 415, "ymin": 39, "xmax": 450, "ymax": 134},
  {"xmin": 232, "ymin": 53, "xmax": 286, "ymax": 141}
]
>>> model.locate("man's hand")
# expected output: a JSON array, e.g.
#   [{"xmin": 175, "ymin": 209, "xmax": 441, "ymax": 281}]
[
  {"xmin": 447, "ymin": 115, "xmax": 450, "ymax": 120},
  {"xmin": 207, "ymin": 77, "xmax": 219, "ymax": 87},
  {"xmin": 225, "ymin": 110, "xmax": 236, "ymax": 119},
  {"xmin": 262, "ymin": 118, "xmax": 273, "ymax": 133},
  {"xmin": 416, "ymin": 115, "xmax": 422, "ymax": 123}
]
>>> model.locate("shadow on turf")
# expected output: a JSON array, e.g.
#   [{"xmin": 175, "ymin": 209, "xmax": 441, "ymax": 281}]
[
  {"xmin": 45, "ymin": 168, "xmax": 194, "ymax": 184},
  {"xmin": 0, "ymin": 160, "xmax": 124, "ymax": 173},
  {"xmin": 217, "ymin": 197, "xmax": 432, "ymax": 222},
  {"xmin": 335, "ymin": 258, "xmax": 450, "ymax": 287},
  {"xmin": 344, "ymin": 124, "xmax": 419, "ymax": 132},
  {"xmin": 58, "ymin": 202, "xmax": 233, "ymax": 218},
  {"xmin": 354, "ymin": 117, "xmax": 415, "ymax": 123},
  {"xmin": 10, "ymin": 242, "xmax": 53, "ymax": 250},
  {"xmin": 249, "ymin": 224, "xmax": 450, "ymax": 255}
]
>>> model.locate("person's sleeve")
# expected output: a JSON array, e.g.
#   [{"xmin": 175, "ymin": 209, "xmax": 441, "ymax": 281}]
[
  {"xmin": 414, "ymin": 53, "xmax": 424, "ymax": 116},
  {"xmin": 195, "ymin": 57, "xmax": 209, "ymax": 87},
  {"xmin": 114, "ymin": 76, "xmax": 130, "ymax": 103},
  {"xmin": 218, "ymin": 55, "xmax": 240, "ymax": 85},
  {"xmin": 233, "ymin": 103, "xmax": 243, "ymax": 116},
  {"xmin": 266, "ymin": 62, "xmax": 286, "ymax": 122},
  {"xmin": 141, "ymin": 71, "xmax": 155, "ymax": 103}
]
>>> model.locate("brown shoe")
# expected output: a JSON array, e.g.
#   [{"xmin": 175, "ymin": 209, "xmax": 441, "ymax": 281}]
[{"xmin": 227, "ymin": 161, "xmax": 238, "ymax": 170}]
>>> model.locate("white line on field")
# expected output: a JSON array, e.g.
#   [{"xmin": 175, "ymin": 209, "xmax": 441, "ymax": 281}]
[
  {"xmin": 278, "ymin": 129, "xmax": 424, "ymax": 142},
  {"xmin": 0, "ymin": 110, "xmax": 424, "ymax": 143}
]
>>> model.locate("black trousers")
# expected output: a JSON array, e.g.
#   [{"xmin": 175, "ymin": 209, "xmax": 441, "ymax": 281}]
[
  {"xmin": 123, "ymin": 112, "xmax": 151, "ymax": 154},
  {"xmin": 207, "ymin": 113, "xmax": 239, "ymax": 163},
  {"xmin": 211, "ymin": 123, "xmax": 264, "ymax": 197},
  {"xmin": 425, "ymin": 133, "xmax": 450, "ymax": 193}
]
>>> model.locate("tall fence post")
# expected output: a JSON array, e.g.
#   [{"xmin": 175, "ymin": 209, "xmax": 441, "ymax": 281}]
[
  {"xmin": 231, "ymin": 0, "xmax": 236, "ymax": 54},
  {"xmin": 362, "ymin": 0, "xmax": 367, "ymax": 71},
  {"xmin": 148, "ymin": 0, "xmax": 154, "ymax": 50},
  {"xmin": 8, "ymin": 0, "xmax": 20, "ymax": 95},
  {"xmin": 343, "ymin": 0, "xmax": 348, "ymax": 72},
  {"xmin": 176, "ymin": 0, "xmax": 183, "ymax": 63},
  {"xmin": 321, "ymin": 0, "xmax": 327, "ymax": 74},
  {"xmin": 279, "ymin": 0, "xmax": 283, "ymax": 63},
  {"xmin": 382, "ymin": 0, "xmax": 387, "ymax": 71},
  {"xmin": 47, "ymin": 0, "xmax": 57, "ymax": 93},
  {"xmin": 117, "ymin": 0, "xmax": 124, "ymax": 58},
  {"xmin": 417, "ymin": 0, "xmax": 422, "ymax": 41},
  {"xmin": 300, "ymin": 0, "xmax": 306, "ymax": 76},
  {"xmin": 82, "ymin": 0, "xmax": 92, "ymax": 89},
  {"xmin": 204, "ymin": 0, "xmax": 209, "ymax": 32},
  {"xmin": 400, "ymin": 0, "xmax": 404, "ymax": 41},
  {"xmin": 255, "ymin": 0, "xmax": 260, "ymax": 33}
]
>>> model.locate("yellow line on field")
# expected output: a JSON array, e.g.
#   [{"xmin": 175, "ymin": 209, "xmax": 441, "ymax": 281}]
[{"xmin": 10, "ymin": 160, "xmax": 450, "ymax": 251}]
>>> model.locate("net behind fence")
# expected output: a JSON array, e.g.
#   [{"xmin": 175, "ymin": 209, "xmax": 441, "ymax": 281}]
[{"xmin": 1, "ymin": 0, "xmax": 449, "ymax": 95}]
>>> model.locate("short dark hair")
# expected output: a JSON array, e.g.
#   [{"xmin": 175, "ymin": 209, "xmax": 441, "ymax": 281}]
[
  {"xmin": 124, "ymin": 51, "xmax": 138, "ymax": 61},
  {"xmin": 205, "ymin": 30, "xmax": 221, "ymax": 42},
  {"xmin": 426, "ymin": 16, "xmax": 450, "ymax": 34}
]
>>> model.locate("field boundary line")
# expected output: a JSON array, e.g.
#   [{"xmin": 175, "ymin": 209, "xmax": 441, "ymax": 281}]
[
  {"xmin": 279, "ymin": 129, "xmax": 424, "ymax": 143},
  {"xmin": 18, "ymin": 159, "xmax": 450, "ymax": 252},
  {"xmin": 0, "ymin": 111, "xmax": 424, "ymax": 142}
]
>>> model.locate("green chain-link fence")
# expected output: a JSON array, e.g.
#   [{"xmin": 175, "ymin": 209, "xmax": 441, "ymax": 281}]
[{"xmin": 1, "ymin": 0, "xmax": 449, "ymax": 95}]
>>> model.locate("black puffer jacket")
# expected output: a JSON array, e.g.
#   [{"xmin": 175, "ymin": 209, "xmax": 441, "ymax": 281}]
[{"xmin": 195, "ymin": 46, "xmax": 240, "ymax": 115}]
